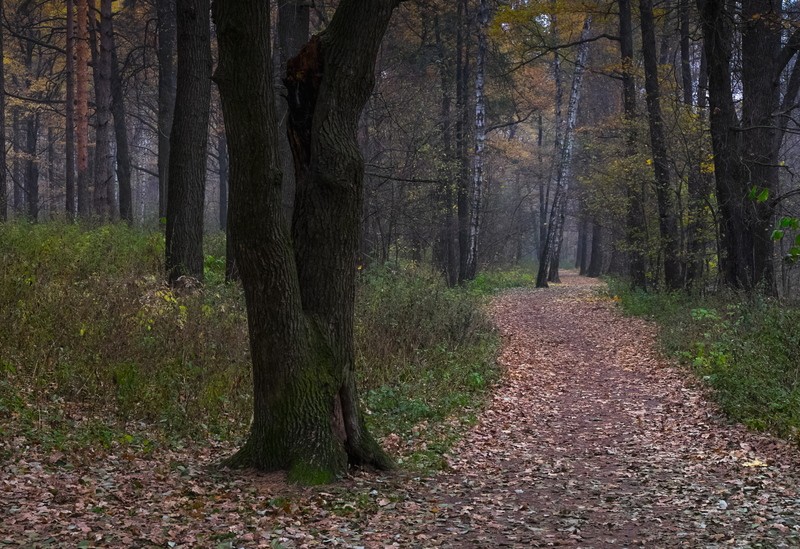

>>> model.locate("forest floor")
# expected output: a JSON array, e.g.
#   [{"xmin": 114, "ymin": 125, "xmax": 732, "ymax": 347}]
[{"xmin": 5, "ymin": 273, "xmax": 800, "ymax": 547}]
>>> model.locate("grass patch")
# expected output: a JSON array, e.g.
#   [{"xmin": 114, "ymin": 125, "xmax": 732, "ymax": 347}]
[
  {"xmin": 607, "ymin": 278, "xmax": 800, "ymax": 440},
  {"xmin": 466, "ymin": 264, "xmax": 538, "ymax": 296}
]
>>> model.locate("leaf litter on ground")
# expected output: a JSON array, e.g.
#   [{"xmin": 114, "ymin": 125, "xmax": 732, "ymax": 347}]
[{"xmin": 3, "ymin": 273, "xmax": 800, "ymax": 547}]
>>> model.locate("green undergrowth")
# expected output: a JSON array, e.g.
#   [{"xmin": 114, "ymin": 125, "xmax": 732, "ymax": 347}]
[
  {"xmin": 0, "ymin": 223, "xmax": 505, "ymax": 471},
  {"xmin": 357, "ymin": 264, "xmax": 500, "ymax": 470},
  {"xmin": 466, "ymin": 264, "xmax": 538, "ymax": 296},
  {"xmin": 607, "ymin": 278, "xmax": 800, "ymax": 441}
]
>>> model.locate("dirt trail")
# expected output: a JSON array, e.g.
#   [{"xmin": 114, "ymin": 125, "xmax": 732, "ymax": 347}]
[
  {"xmin": 5, "ymin": 274, "xmax": 800, "ymax": 547},
  {"xmin": 356, "ymin": 273, "xmax": 800, "ymax": 547}
]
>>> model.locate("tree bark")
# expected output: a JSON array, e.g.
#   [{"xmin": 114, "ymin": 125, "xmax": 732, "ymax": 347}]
[
  {"xmin": 76, "ymin": 0, "xmax": 90, "ymax": 218},
  {"xmin": 619, "ymin": 0, "xmax": 647, "ymax": 289},
  {"xmin": 109, "ymin": 5, "xmax": 133, "ymax": 223},
  {"xmin": 157, "ymin": 0, "xmax": 177, "ymax": 220},
  {"xmin": 586, "ymin": 219, "xmax": 604, "ymax": 277},
  {"xmin": 91, "ymin": 0, "xmax": 115, "ymax": 220},
  {"xmin": 276, "ymin": 0, "xmax": 310, "ymax": 226},
  {"xmin": 698, "ymin": 0, "xmax": 776, "ymax": 291},
  {"xmin": 65, "ymin": 0, "xmax": 76, "ymax": 220},
  {"xmin": 24, "ymin": 113, "xmax": 39, "ymax": 221},
  {"xmin": 640, "ymin": 0, "xmax": 682, "ymax": 289},
  {"xmin": 214, "ymin": 0, "xmax": 398, "ymax": 481},
  {"xmin": 456, "ymin": 0, "xmax": 471, "ymax": 283},
  {"xmin": 464, "ymin": 0, "xmax": 489, "ymax": 281},
  {"xmin": 536, "ymin": 17, "xmax": 591, "ymax": 288},
  {"xmin": 0, "ymin": 0, "xmax": 6, "ymax": 222},
  {"xmin": 165, "ymin": 0, "xmax": 212, "ymax": 284}
]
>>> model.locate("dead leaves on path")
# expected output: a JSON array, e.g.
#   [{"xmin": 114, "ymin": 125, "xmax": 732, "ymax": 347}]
[{"xmin": 4, "ymin": 273, "xmax": 800, "ymax": 547}]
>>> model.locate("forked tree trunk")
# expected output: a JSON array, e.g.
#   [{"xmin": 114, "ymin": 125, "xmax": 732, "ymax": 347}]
[
  {"xmin": 165, "ymin": 0, "xmax": 212, "ymax": 284},
  {"xmin": 536, "ymin": 17, "xmax": 591, "ymax": 288},
  {"xmin": 214, "ymin": 0, "xmax": 398, "ymax": 481}
]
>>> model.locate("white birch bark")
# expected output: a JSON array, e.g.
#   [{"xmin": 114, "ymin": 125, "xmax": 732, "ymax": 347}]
[
  {"xmin": 465, "ymin": 0, "xmax": 489, "ymax": 280},
  {"xmin": 536, "ymin": 16, "xmax": 592, "ymax": 287}
]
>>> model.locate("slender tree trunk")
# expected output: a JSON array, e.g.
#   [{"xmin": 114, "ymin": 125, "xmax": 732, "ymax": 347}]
[
  {"xmin": 536, "ymin": 17, "xmax": 592, "ymax": 288},
  {"xmin": 464, "ymin": 0, "xmax": 488, "ymax": 281},
  {"xmin": 214, "ymin": 0, "xmax": 398, "ymax": 480},
  {"xmin": 586, "ymin": 219, "xmax": 604, "ymax": 277},
  {"xmin": 91, "ymin": 0, "xmax": 115, "ymax": 220},
  {"xmin": 578, "ymin": 216, "xmax": 590, "ymax": 274},
  {"xmin": 157, "ymin": 0, "xmax": 177, "ymax": 220},
  {"xmin": 434, "ymin": 12, "xmax": 458, "ymax": 287},
  {"xmin": 165, "ymin": 0, "xmax": 212, "ymax": 284},
  {"xmin": 640, "ymin": 0, "xmax": 682, "ymax": 289},
  {"xmin": 24, "ymin": 114, "xmax": 39, "ymax": 221},
  {"xmin": 108, "ymin": 4, "xmax": 133, "ymax": 223},
  {"xmin": 618, "ymin": 0, "xmax": 647, "ymax": 289},
  {"xmin": 217, "ymin": 131, "xmax": 237, "ymax": 282},
  {"xmin": 12, "ymin": 108, "xmax": 22, "ymax": 215},
  {"xmin": 456, "ymin": 0, "xmax": 471, "ymax": 283},
  {"xmin": 682, "ymin": 0, "xmax": 706, "ymax": 289},
  {"xmin": 76, "ymin": 0, "xmax": 90, "ymax": 218},
  {"xmin": 65, "ymin": 0, "xmax": 76, "ymax": 220},
  {"xmin": 0, "ymin": 0, "xmax": 5, "ymax": 222}
]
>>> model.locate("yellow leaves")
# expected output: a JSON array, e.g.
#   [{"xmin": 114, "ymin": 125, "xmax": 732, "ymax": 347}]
[
  {"xmin": 700, "ymin": 160, "xmax": 715, "ymax": 174},
  {"xmin": 742, "ymin": 458, "xmax": 768, "ymax": 468}
]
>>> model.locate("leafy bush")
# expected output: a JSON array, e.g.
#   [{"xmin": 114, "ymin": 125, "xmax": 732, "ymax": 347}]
[{"xmin": 608, "ymin": 278, "xmax": 800, "ymax": 439}]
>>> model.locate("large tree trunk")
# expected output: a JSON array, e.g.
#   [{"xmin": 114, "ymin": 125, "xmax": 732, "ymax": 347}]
[
  {"xmin": 536, "ymin": 17, "xmax": 591, "ymax": 288},
  {"xmin": 157, "ymin": 0, "xmax": 177, "ymax": 220},
  {"xmin": 464, "ymin": 0, "xmax": 488, "ymax": 281},
  {"xmin": 698, "ymin": 0, "xmax": 779, "ymax": 291},
  {"xmin": 90, "ymin": 0, "xmax": 115, "ymax": 220},
  {"xmin": 109, "ymin": 4, "xmax": 133, "ymax": 223},
  {"xmin": 214, "ymin": 0, "xmax": 398, "ymax": 481},
  {"xmin": 65, "ymin": 0, "xmax": 76, "ymax": 220},
  {"xmin": 640, "ymin": 0, "xmax": 682, "ymax": 289},
  {"xmin": 76, "ymin": 0, "xmax": 90, "ymax": 218},
  {"xmin": 165, "ymin": 0, "xmax": 212, "ymax": 284},
  {"xmin": 740, "ymin": 0, "xmax": 780, "ymax": 291}
]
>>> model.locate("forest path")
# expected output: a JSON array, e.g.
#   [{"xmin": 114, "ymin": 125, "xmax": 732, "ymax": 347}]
[{"xmin": 356, "ymin": 273, "xmax": 800, "ymax": 547}]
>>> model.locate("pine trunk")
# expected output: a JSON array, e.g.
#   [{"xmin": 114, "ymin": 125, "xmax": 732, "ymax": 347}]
[
  {"xmin": 76, "ymin": 0, "xmax": 90, "ymax": 218},
  {"xmin": 65, "ymin": 0, "xmax": 76, "ymax": 219},
  {"xmin": 109, "ymin": 6, "xmax": 133, "ymax": 223},
  {"xmin": 91, "ymin": 0, "xmax": 115, "ymax": 220}
]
